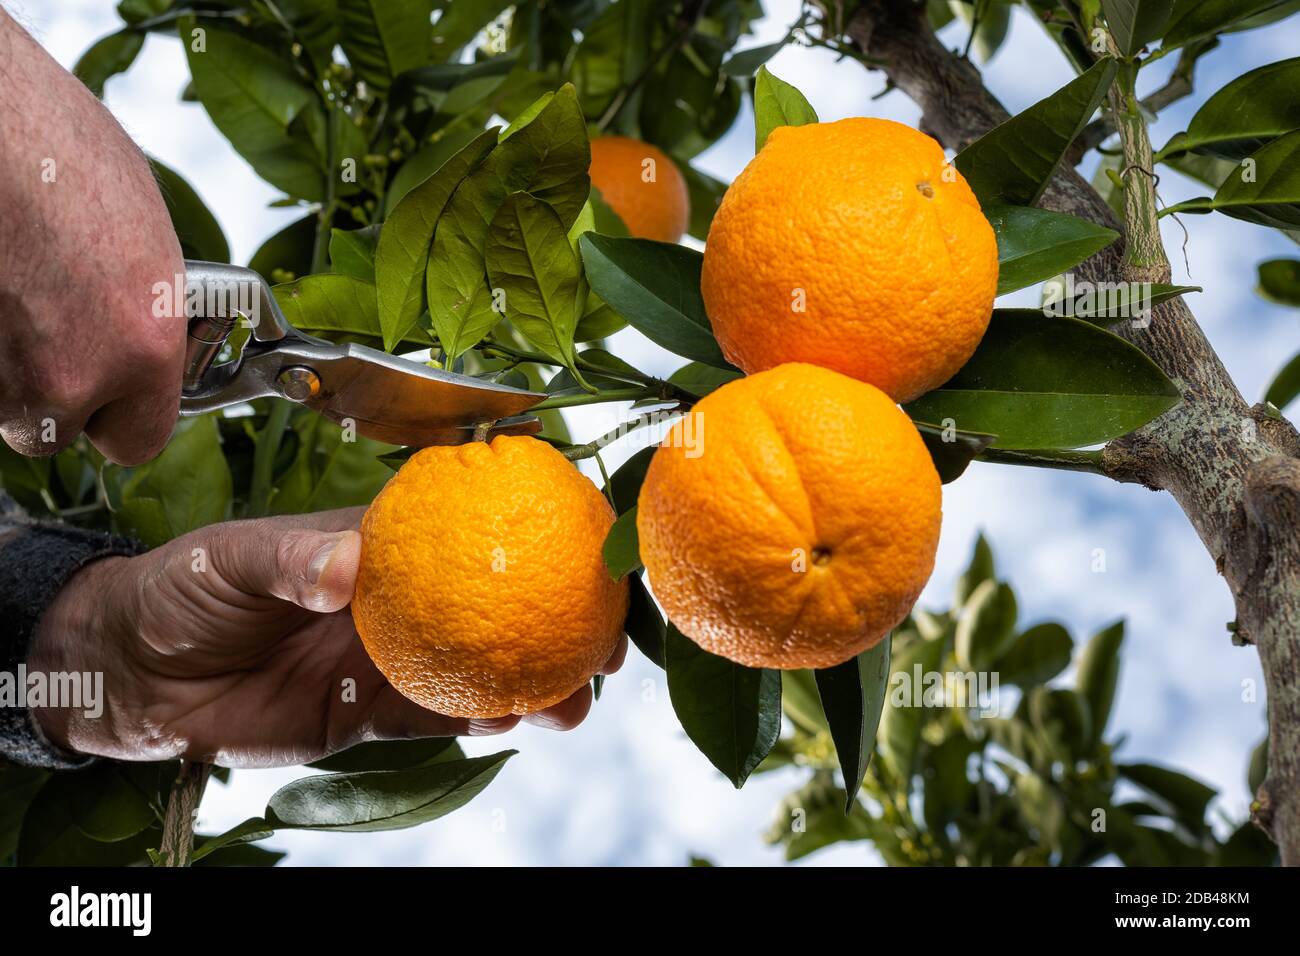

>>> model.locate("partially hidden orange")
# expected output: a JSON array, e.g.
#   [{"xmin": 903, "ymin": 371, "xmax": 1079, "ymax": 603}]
[{"xmin": 589, "ymin": 135, "xmax": 691, "ymax": 243}]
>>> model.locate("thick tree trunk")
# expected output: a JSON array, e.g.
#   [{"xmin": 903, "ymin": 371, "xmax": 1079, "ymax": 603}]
[{"xmin": 840, "ymin": 0, "xmax": 1300, "ymax": 863}]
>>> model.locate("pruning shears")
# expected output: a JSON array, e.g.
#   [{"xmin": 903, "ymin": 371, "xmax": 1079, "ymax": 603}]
[{"xmin": 178, "ymin": 261, "xmax": 543, "ymax": 446}]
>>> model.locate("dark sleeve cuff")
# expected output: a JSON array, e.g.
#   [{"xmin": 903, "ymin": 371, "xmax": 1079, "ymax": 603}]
[{"xmin": 0, "ymin": 502, "xmax": 144, "ymax": 769}]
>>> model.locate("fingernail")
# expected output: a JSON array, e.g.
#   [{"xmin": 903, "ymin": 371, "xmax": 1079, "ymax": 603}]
[{"xmin": 307, "ymin": 535, "xmax": 343, "ymax": 584}]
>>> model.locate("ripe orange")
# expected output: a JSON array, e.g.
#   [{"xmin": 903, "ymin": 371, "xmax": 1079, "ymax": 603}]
[
  {"xmin": 352, "ymin": 436, "xmax": 628, "ymax": 717},
  {"xmin": 636, "ymin": 363, "xmax": 941, "ymax": 669},
  {"xmin": 589, "ymin": 135, "xmax": 691, "ymax": 243},
  {"xmin": 700, "ymin": 117, "xmax": 999, "ymax": 403}
]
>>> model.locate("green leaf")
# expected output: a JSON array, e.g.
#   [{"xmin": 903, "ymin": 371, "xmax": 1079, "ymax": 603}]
[
  {"xmin": 1209, "ymin": 128, "xmax": 1300, "ymax": 229},
  {"xmin": 568, "ymin": 0, "xmax": 654, "ymax": 117},
  {"xmin": 429, "ymin": 0, "xmax": 515, "ymax": 63},
  {"xmin": 579, "ymin": 235, "xmax": 731, "ymax": 367},
  {"xmin": 955, "ymin": 579, "xmax": 1018, "ymax": 670},
  {"xmin": 376, "ymin": 128, "xmax": 497, "ymax": 350},
  {"xmin": 956, "ymin": 0, "xmax": 1012, "ymax": 62},
  {"xmin": 250, "ymin": 214, "xmax": 316, "ymax": 280},
  {"xmin": 723, "ymin": 41, "xmax": 788, "ymax": 76},
  {"xmin": 1059, "ymin": 282, "xmax": 1202, "ymax": 324},
  {"xmin": 912, "ymin": 421, "xmax": 996, "ymax": 483},
  {"xmin": 189, "ymin": 817, "xmax": 276, "ymax": 863},
  {"xmin": 18, "ymin": 775, "xmax": 156, "ymax": 866},
  {"xmin": 904, "ymin": 310, "xmax": 1181, "ymax": 449},
  {"xmin": 666, "ymin": 623, "xmax": 781, "ymax": 788},
  {"xmin": 1101, "ymin": 1, "xmax": 1174, "ymax": 55},
  {"xmin": 338, "ymin": 0, "xmax": 435, "ymax": 92},
  {"xmin": 265, "ymin": 751, "xmax": 514, "ymax": 832},
  {"xmin": 956, "ymin": 58, "xmax": 1118, "ymax": 207},
  {"xmin": 781, "ymin": 669, "xmax": 828, "ymax": 735},
  {"xmin": 1076, "ymin": 619, "xmax": 1124, "ymax": 752},
  {"xmin": 151, "ymin": 158, "xmax": 231, "ymax": 263},
  {"xmin": 308, "ymin": 737, "xmax": 462, "ymax": 773},
  {"xmin": 110, "ymin": 416, "xmax": 232, "ymax": 546},
  {"xmin": 68, "ymin": 763, "xmax": 160, "ymax": 843},
  {"xmin": 624, "ymin": 572, "xmax": 666, "ymax": 668},
  {"xmin": 1264, "ymin": 352, "xmax": 1300, "ymax": 410},
  {"xmin": 878, "ymin": 631, "xmax": 945, "ymax": 789},
  {"xmin": 989, "ymin": 205, "xmax": 1121, "ymax": 295},
  {"xmin": 681, "ymin": 164, "xmax": 728, "ymax": 241},
  {"xmin": 815, "ymin": 636, "xmax": 892, "ymax": 812},
  {"xmin": 484, "ymin": 193, "xmax": 585, "ymax": 373},
  {"xmin": 274, "ymin": 273, "xmax": 434, "ymax": 349},
  {"xmin": 384, "ymin": 128, "xmax": 488, "ymax": 217},
  {"xmin": 602, "ymin": 505, "xmax": 642, "ymax": 581},
  {"xmin": 181, "ymin": 18, "xmax": 327, "ymax": 200},
  {"xmin": 428, "ymin": 86, "xmax": 591, "ymax": 361},
  {"xmin": 1170, "ymin": 57, "xmax": 1300, "ymax": 160},
  {"xmin": 1163, "ymin": 0, "xmax": 1295, "ymax": 48},
  {"xmin": 604, "ymin": 446, "xmax": 654, "ymax": 514},
  {"xmin": 74, "ymin": 30, "xmax": 144, "ymax": 97},
  {"xmin": 997, "ymin": 622, "xmax": 1074, "ymax": 687},
  {"xmin": 1119, "ymin": 762, "xmax": 1216, "ymax": 833},
  {"xmin": 955, "ymin": 532, "xmax": 996, "ymax": 606},
  {"xmin": 330, "ymin": 224, "xmax": 381, "ymax": 282},
  {"xmin": 667, "ymin": 362, "xmax": 743, "ymax": 399},
  {"xmin": 1258, "ymin": 257, "xmax": 1300, "ymax": 305},
  {"xmin": 268, "ymin": 410, "xmax": 395, "ymax": 514},
  {"xmin": 753, "ymin": 65, "xmax": 818, "ymax": 153}
]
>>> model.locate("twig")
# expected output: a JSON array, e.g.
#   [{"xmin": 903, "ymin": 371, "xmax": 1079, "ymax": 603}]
[{"xmin": 157, "ymin": 761, "xmax": 211, "ymax": 868}]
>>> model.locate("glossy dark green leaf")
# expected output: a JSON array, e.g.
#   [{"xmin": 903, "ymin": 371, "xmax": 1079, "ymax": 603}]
[
  {"xmin": 181, "ymin": 18, "xmax": 327, "ymax": 200},
  {"xmin": 1077, "ymin": 619, "xmax": 1124, "ymax": 752},
  {"xmin": 624, "ymin": 571, "xmax": 666, "ymax": 668},
  {"xmin": 998, "ymin": 622, "xmax": 1074, "ymax": 687},
  {"xmin": 1172, "ymin": 57, "xmax": 1300, "ymax": 160},
  {"xmin": 110, "ymin": 416, "xmax": 232, "ymax": 546},
  {"xmin": 249, "ymin": 214, "xmax": 316, "ymax": 280},
  {"xmin": 956, "ymin": 58, "xmax": 1117, "ymax": 207},
  {"xmin": 666, "ymin": 623, "xmax": 781, "ymax": 788},
  {"xmin": 265, "ymin": 751, "xmax": 514, "ymax": 832},
  {"xmin": 815, "ymin": 636, "xmax": 892, "ymax": 811},
  {"xmin": 988, "ymin": 205, "xmax": 1121, "ymax": 294},
  {"xmin": 330, "ymin": 224, "xmax": 381, "ymax": 282},
  {"xmin": 74, "ymin": 30, "xmax": 144, "ymax": 97},
  {"xmin": 376, "ymin": 128, "xmax": 497, "ymax": 350},
  {"xmin": 1209, "ymin": 128, "xmax": 1300, "ymax": 229},
  {"xmin": 308, "ymin": 737, "xmax": 462, "ymax": 773},
  {"xmin": 956, "ymin": 532, "xmax": 996, "ymax": 606},
  {"xmin": 904, "ymin": 310, "xmax": 1180, "ymax": 449},
  {"xmin": 1101, "ymin": 0, "xmax": 1174, "ymax": 55},
  {"xmin": 579, "ymin": 234, "xmax": 730, "ymax": 367},
  {"xmin": 1264, "ymin": 351, "xmax": 1300, "ymax": 410},
  {"xmin": 189, "ymin": 817, "xmax": 276, "ymax": 862},
  {"xmin": 753, "ymin": 64, "xmax": 818, "ymax": 152},
  {"xmin": 1119, "ymin": 762, "xmax": 1215, "ymax": 833},
  {"xmin": 274, "ymin": 273, "xmax": 428, "ymax": 350},
  {"xmin": 604, "ymin": 446, "xmax": 655, "ymax": 514},
  {"xmin": 268, "ymin": 410, "xmax": 395, "ymax": 514},
  {"xmin": 723, "ymin": 41, "xmax": 788, "ymax": 76},
  {"xmin": 955, "ymin": 579, "xmax": 1018, "ymax": 670},
  {"xmin": 1258, "ymin": 257, "xmax": 1300, "ymax": 306},
  {"xmin": 667, "ymin": 362, "xmax": 742, "ymax": 399},
  {"xmin": 150, "ymin": 157, "xmax": 231, "ymax": 263},
  {"xmin": 485, "ymin": 193, "xmax": 585, "ymax": 373},
  {"xmin": 913, "ymin": 421, "xmax": 996, "ymax": 483},
  {"xmin": 338, "ymin": 0, "xmax": 435, "ymax": 92},
  {"xmin": 1060, "ymin": 282, "xmax": 1202, "ymax": 324},
  {"xmin": 602, "ymin": 505, "xmax": 642, "ymax": 580},
  {"xmin": 1163, "ymin": 0, "xmax": 1294, "ymax": 48}
]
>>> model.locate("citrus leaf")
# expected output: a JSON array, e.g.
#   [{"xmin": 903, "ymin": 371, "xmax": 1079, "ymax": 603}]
[
  {"xmin": 180, "ymin": 18, "xmax": 327, "ymax": 200},
  {"xmin": 268, "ymin": 411, "xmax": 395, "ymax": 514},
  {"xmin": 956, "ymin": 58, "xmax": 1118, "ymax": 207},
  {"xmin": 430, "ymin": 0, "xmax": 517, "ymax": 63},
  {"xmin": 668, "ymin": 362, "xmax": 743, "ymax": 399},
  {"xmin": 1264, "ymin": 351, "xmax": 1300, "ymax": 410},
  {"xmin": 878, "ymin": 632, "xmax": 945, "ymax": 789},
  {"xmin": 274, "ymin": 273, "xmax": 434, "ymax": 350},
  {"xmin": 265, "ymin": 751, "xmax": 514, "ymax": 832},
  {"xmin": 682, "ymin": 164, "xmax": 727, "ymax": 241},
  {"xmin": 602, "ymin": 505, "xmax": 642, "ymax": 580},
  {"xmin": 956, "ymin": 532, "xmax": 996, "ymax": 606},
  {"xmin": 904, "ymin": 310, "xmax": 1180, "ymax": 449},
  {"xmin": 1258, "ymin": 257, "xmax": 1300, "ymax": 305},
  {"xmin": 329, "ymin": 224, "xmax": 380, "ymax": 282},
  {"xmin": 989, "ymin": 205, "xmax": 1121, "ymax": 295},
  {"xmin": 955, "ymin": 579, "xmax": 1018, "ymax": 671},
  {"xmin": 1163, "ymin": 0, "xmax": 1295, "ymax": 48},
  {"xmin": 250, "ymin": 214, "xmax": 316, "ymax": 280},
  {"xmin": 189, "ymin": 817, "xmax": 277, "ymax": 863},
  {"xmin": 753, "ymin": 64, "xmax": 818, "ymax": 153},
  {"xmin": 912, "ymin": 421, "xmax": 995, "ymax": 483},
  {"xmin": 151, "ymin": 157, "xmax": 231, "ymax": 263},
  {"xmin": 484, "ymin": 193, "xmax": 585, "ymax": 374},
  {"xmin": 1057, "ymin": 282, "xmax": 1202, "ymax": 324},
  {"xmin": 1101, "ymin": 0, "xmax": 1174, "ymax": 56},
  {"xmin": 723, "ymin": 40, "xmax": 788, "ymax": 76},
  {"xmin": 624, "ymin": 572, "xmax": 666, "ymax": 668},
  {"xmin": 17, "ymin": 777, "xmax": 157, "ymax": 866},
  {"xmin": 68, "ymin": 763, "xmax": 159, "ymax": 843},
  {"xmin": 1077, "ymin": 620, "xmax": 1124, "ymax": 752},
  {"xmin": 337, "ymin": 0, "xmax": 435, "ymax": 92},
  {"xmin": 579, "ymin": 234, "xmax": 731, "ymax": 367},
  {"xmin": 997, "ymin": 622, "xmax": 1074, "ymax": 687},
  {"xmin": 815, "ymin": 636, "xmax": 892, "ymax": 812},
  {"xmin": 1118, "ymin": 762, "xmax": 1216, "ymax": 833},
  {"xmin": 73, "ymin": 29, "xmax": 144, "ymax": 97},
  {"xmin": 1209, "ymin": 128, "xmax": 1300, "ymax": 229},
  {"xmin": 308, "ymin": 738, "xmax": 462, "ymax": 773},
  {"xmin": 666, "ymin": 623, "xmax": 781, "ymax": 788},
  {"xmin": 1168, "ymin": 57, "xmax": 1300, "ymax": 160},
  {"xmin": 376, "ymin": 128, "xmax": 497, "ymax": 351}
]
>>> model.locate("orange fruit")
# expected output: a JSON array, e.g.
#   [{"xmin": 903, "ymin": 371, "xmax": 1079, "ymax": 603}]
[
  {"xmin": 353, "ymin": 436, "xmax": 628, "ymax": 717},
  {"xmin": 636, "ymin": 363, "xmax": 941, "ymax": 669},
  {"xmin": 589, "ymin": 135, "xmax": 691, "ymax": 243},
  {"xmin": 700, "ymin": 117, "xmax": 998, "ymax": 403}
]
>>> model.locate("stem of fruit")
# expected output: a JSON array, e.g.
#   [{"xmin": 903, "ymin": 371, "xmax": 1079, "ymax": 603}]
[
  {"xmin": 158, "ymin": 760, "xmax": 211, "ymax": 868},
  {"xmin": 532, "ymin": 387, "xmax": 657, "ymax": 410}
]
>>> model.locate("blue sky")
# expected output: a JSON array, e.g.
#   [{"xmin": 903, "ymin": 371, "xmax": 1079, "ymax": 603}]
[{"xmin": 14, "ymin": 0, "xmax": 1299, "ymax": 865}]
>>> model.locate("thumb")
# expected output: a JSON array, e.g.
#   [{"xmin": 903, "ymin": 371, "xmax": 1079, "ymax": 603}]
[{"xmin": 240, "ymin": 528, "xmax": 363, "ymax": 613}]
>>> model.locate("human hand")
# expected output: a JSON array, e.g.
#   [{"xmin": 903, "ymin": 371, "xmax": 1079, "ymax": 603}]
[
  {"xmin": 27, "ymin": 509, "xmax": 627, "ymax": 767},
  {"xmin": 0, "ymin": 11, "xmax": 185, "ymax": 465}
]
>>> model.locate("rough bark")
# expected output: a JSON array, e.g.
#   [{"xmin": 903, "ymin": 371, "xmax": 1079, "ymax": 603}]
[{"xmin": 840, "ymin": 0, "xmax": 1300, "ymax": 863}]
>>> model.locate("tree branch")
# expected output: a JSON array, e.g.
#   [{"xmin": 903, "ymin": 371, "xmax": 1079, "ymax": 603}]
[{"xmin": 840, "ymin": 0, "xmax": 1300, "ymax": 863}]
